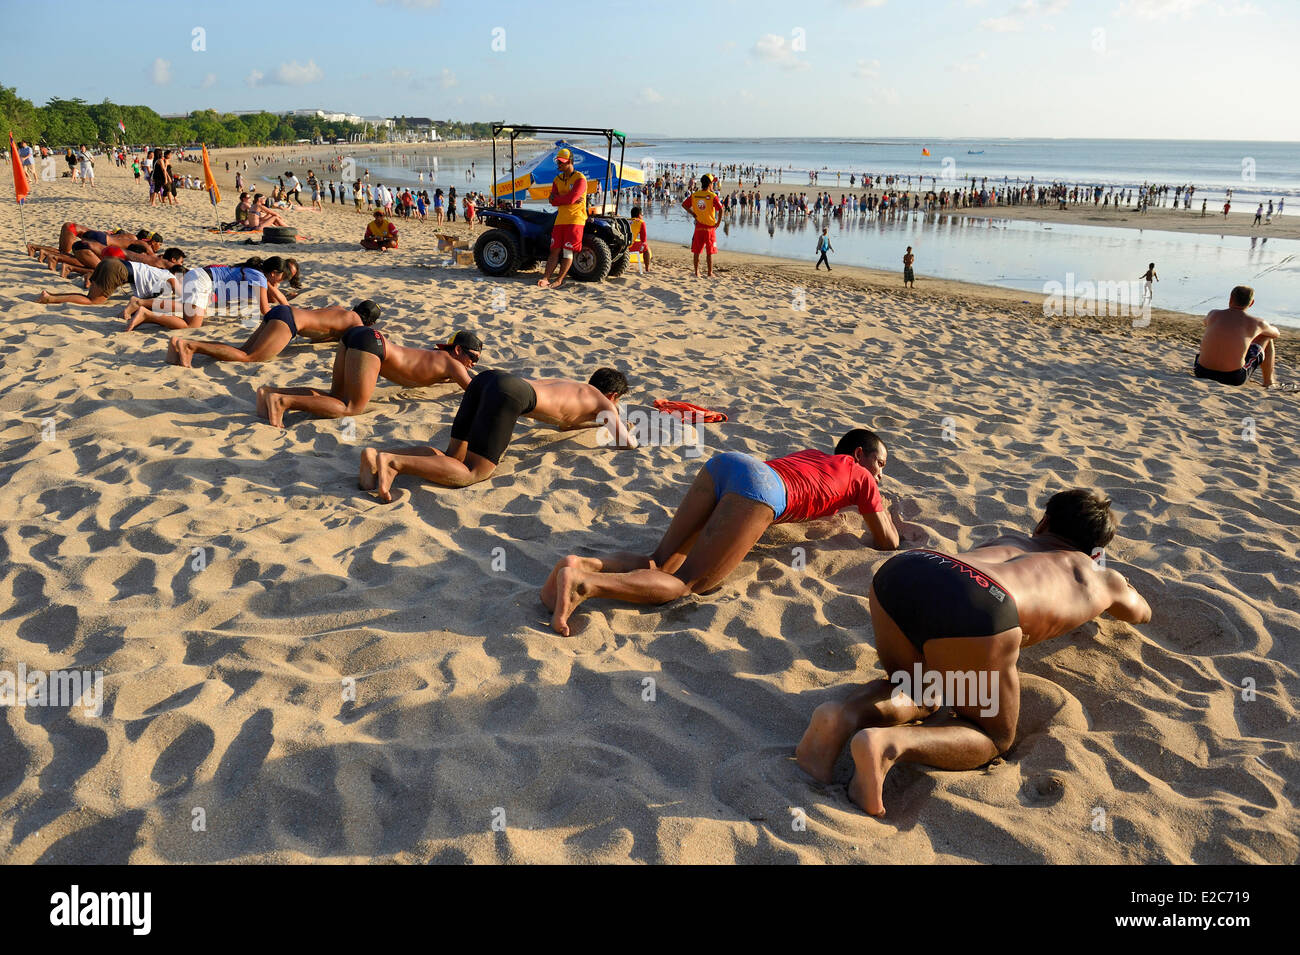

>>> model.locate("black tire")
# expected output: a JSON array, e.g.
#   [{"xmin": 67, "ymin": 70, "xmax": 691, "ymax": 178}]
[
  {"xmin": 261, "ymin": 226, "xmax": 297, "ymax": 244},
  {"xmin": 517, "ymin": 258, "xmax": 538, "ymax": 273},
  {"xmin": 474, "ymin": 229, "xmax": 520, "ymax": 276},
  {"xmin": 570, "ymin": 236, "xmax": 612, "ymax": 282},
  {"xmin": 607, "ymin": 252, "xmax": 629, "ymax": 278}
]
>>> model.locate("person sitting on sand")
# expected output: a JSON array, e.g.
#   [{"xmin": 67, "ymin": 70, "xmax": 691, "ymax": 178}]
[
  {"xmin": 257, "ymin": 329, "xmax": 482, "ymax": 427},
  {"xmin": 166, "ymin": 300, "xmax": 381, "ymax": 368},
  {"xmin": 123, "ymin": 257, "xmax": 297, "ymax": 332},
  {"xmin": 1194, "ymin": 285, "xmax": 1280, "ymax": 388},
  {"xmin": 795, "ymin": 488, "xmax": 1151, "ymax": 817},
  {"xmin": 359, "ymin": 367, "xmax": 634, "ymax": 501},
  {"xmin": 38, "ymin": 257, "xmax": 185, "ymax": 308},
  {"xmin": 361, "ymin": 209, "xmax": 399, "ymax": 250},
  {"xmin": 246, "ymin": 194, "xmax": 289, "ymax": 230},
  {"xmin": 542, "ymin": 429, "xmax": 901, "ymax": 636}
]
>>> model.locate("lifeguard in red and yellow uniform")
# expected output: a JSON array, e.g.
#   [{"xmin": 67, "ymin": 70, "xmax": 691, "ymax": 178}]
[
  {"xmin": 538, "ymin": 148, "xmax": 588, "ymax": 289},
  {"xmin": 683, "ymin": 173, "xmax": 724, "ymax": 277}
]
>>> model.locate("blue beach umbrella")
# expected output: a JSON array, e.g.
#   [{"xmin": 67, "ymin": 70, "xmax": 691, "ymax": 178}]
[{"xmin": 493, "ymin": 140, "xmax": 644, "ymax": 202}]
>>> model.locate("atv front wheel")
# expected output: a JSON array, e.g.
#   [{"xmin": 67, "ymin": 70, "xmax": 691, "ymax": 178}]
[{"xmin": 474, "ymin": 229, "xmax": 520, "ymax": 276}]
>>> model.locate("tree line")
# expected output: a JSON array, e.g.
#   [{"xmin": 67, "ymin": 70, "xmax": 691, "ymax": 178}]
[{"xmin": 1, "ymin": 87, "xmax": 495, "ymax": 148}]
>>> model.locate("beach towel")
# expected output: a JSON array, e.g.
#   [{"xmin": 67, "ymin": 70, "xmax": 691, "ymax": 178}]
[{"xmin": 653, "ymin": 399, "xmax": 728, "ymax": 423}]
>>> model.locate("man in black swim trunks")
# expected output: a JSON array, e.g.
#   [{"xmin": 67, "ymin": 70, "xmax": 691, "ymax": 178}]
[
  {"xmin": 359, "ymin": 367, "xmax": 635, "ymax": 500},
  {"xmin": 166, "ymin": 301, "xmax": 379, "ymax": 368},
  {"xmin": 257, "ymin": 329, "xmax": 482, "ymax": 426},
  {"xmin": 795, "ymin": 488, "xmax": 1151, "ymax": 816},
  {"xmin": 1194, "ymin": 285, "xmax": 1281, "ymax": 388}
]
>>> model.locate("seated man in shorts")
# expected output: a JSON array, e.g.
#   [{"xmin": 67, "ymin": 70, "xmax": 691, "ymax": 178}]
[
  {"xmin": 122, "ymin": 258, "xmax": 295, "ymax": 331},
  {"xmin": 795, "ymin": 488, "xmax": 1151, "ymax": 816},
  {"xmin": 167, "ymin": 300, "xmax": 381, "ymax": 368},
  {"xmin": 1194, "ymin": 285, "xmax": 1280, "ymax": 388},
  {"xmin": 359, "ymin": 367, "xmax": 634, "ymax": 501},
  {"xmin": 361, "ymin": 209, "xmax": 399, "ymax": 250},
  {"xmin": 542, "ymin": 429, "xmax": 901, "ymax": 636},
  {"xmin": 257, "ymin": 329, "xmax": 482, "ymax": 427},
  {"xmin": 38, "ymin": 256, "xmax": 184, "ymax": 307}
]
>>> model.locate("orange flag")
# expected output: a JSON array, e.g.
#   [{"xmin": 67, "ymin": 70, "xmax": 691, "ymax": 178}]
[
  {"xmin": 9, "ymin": 132, "xmax": 29, "ymax": 203},
  {"xmin": 201, "ymin": 143, "xmax": 221, "ymax": 206}
]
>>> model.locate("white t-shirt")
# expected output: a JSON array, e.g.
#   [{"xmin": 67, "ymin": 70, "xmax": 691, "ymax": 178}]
[
  {"xmin": 285, "ymin": 175, "xmax": 301, "ymax": 192},
  {"xmin": 130, "ymin": 262, "xmax": 175, "ymax": 298}
]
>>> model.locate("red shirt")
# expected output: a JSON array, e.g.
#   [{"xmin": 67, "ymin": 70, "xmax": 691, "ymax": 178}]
[{"xmin": 765, "ymin": 449, "xmax": 882, "ymax": 524}]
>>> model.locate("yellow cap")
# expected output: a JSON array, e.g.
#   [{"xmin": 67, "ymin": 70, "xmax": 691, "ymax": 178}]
[{"xmin": 556, "ymin": 148, "xmax": 572, "ymax": 162}]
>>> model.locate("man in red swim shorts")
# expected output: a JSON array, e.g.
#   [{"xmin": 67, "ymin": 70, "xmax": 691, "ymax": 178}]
[
  {"xmin": 683, "ymin": 173, "xmax": 724, "ymax": 277},
  {"xmin": 539, "ymin": 148, "xmax": 588, "ymax": 289}
]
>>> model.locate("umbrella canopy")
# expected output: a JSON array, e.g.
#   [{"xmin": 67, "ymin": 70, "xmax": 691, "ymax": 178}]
[{"xmin": 493, "ymin": 140, "xmax": 644, "ymax": 202}]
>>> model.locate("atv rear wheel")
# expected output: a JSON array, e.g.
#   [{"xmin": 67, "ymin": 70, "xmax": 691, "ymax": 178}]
[
  {"xmin": 606, "ymin": 252, "xmax": 629, "ymax": 277},
  {"xmin": 474, "ymin": 229, "xmax": 520, "ymax": 276},
  {"xmin": 569, "ymin": 236, "xmax": 612, "ymax": 282}
]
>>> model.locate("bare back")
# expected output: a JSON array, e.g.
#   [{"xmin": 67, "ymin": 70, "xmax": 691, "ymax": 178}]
[
  {"xmin": 1199, "ymin": 307, "xmax": 1278, "ymax": 373},
  {"xmin": 526, "ymin": 379, "xmax": 616, "ymax": 430},
  {"xmin": 957, "ymin": 534, "xmax": 1146, "ymax": 646},
  {"xmin": 292, "ymin": 305, "xmax": 362, "ymax": 341},
  {"xmin": 380, "ymin": 344, "xmax": 471, "ymax": 389}
]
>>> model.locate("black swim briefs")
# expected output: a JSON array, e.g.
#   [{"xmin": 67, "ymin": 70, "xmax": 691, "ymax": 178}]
[
  {"xmin": 1193, "ymin": 344, "xmax": 1263, "ymax": 387},
  {"xmin": 449, "ymin": 369, "xmax": 537, "ymax": 465},
  {"xmin": 872, "ymin": 549, "xmax": 1020, "ymax": 651},
  {"xmin": 263, "ymin": 303, "xmax": 299, "ymax": 338},
  {"xmin": 341, "ymin": 325, "xmax": 385, "ymax": 360}
]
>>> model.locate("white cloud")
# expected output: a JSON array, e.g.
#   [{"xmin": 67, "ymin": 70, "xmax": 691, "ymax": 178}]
[
  {"xmin": 853, "ymin": 58, "xmax": 881, "ymax": 78},
  {"xmin": 753, "ymin": 33, "xmax": 810, "ymax": 69},
  {"xmin": 980, "ymin": 14, "xmax": 1025, "ymax": 30},
  {"xmin": 275, "ymin": 59, "xmax": 323, "ymax": 85},
  {"xmin": 843, "ymin": 0, "xmax": 887, "ymax": 7},
  {"xmin": 200, "ymin": 72, "xmax": 217, "ymax": 89},
  {"xmin": 1115, "ymin": 0, "xmax": 1207, "ymax": 18},
  {"xmin": 639, "ymin": 87, "xmax": 664, "ymax": 104},
  {"xmin": 950, "ymin": 51, "xmax": 988, "ymax": 71},
  {"xmin": 439, "ymin": 68, "xmax": 458, "ymax": 89},
  {"xmin": 150, "ymin": 58, "xmax": 172, "ymax": 86},
  {"xmin": 1216, "ymin": 0, "xmax": 1260, "ymax": 14},
  {"xmin": 247, "ymin": 60, "xmax": 324, "ymax": 87},
  {"xmin": 863, "ymin": 86, "xmax": 901, "ymax": 106}
]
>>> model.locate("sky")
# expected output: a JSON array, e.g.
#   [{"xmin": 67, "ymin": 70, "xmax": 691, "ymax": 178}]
[{"xmin": 2, "ymin": 0, "xmax": 1296, "ymax": 140}]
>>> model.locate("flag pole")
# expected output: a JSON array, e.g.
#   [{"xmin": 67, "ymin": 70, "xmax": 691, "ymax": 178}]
[{"xmin": 16, "ymin": 197, "xmax": 28, "ymax": 251}]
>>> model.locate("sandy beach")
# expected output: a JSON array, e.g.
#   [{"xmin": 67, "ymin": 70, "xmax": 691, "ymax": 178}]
[{"xmin": 1, "ymin": 157, "xmax": 1296, "ymax": 865}]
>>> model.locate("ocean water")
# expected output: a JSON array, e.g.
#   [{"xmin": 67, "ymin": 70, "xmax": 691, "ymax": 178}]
[{"xmin": 317, "ymin": 138, "xmax": 1300, "ymax": 326}]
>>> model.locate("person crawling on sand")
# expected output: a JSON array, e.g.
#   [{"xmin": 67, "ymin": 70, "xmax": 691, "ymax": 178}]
[
  {"xmin": 38, "ymin": 257, "xmax": 185, "ymax": 307},
  {"xmin": 359, "ymin": 367, "xmax": 634, "ymax": 501},
  {"xmin": 795, "ymin": 488, "xmax": 1151, "ymax": 817},
  {"xmin": 1194, "ymin": 285, "xmax": 1281, "ymax": 388},
  {"xmin": 167, "ymin": 300, "xmax": 380, "ymax": 368},
  {"xmin": 122, "ymin": 257, "xmax": 297, "ymax": 332},
  {"xmin": 542, "ymin": 429, "xmax": 901, "ymax": 636},
  {"xmin": 257, "ymin": 328, "xmax": 481, "ymax": 427},
  {"xmin": 33, "ymin": 239, "xmax": 182, "ymax": 280}
]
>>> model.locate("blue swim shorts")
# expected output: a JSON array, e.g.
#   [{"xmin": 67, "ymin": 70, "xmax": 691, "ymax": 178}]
[{"xmin": 703, "ymin": 451, "xmax": 787, "ymax": 519}]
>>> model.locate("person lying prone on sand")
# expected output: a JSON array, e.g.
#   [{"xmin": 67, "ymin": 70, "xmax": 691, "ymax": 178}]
[
  {"xmin": 542, "ymin": 429, "xmax": 901, "ymax": 636},
  {"xmin": 1194, "ymin": 285, "xmax": 1281, "ymax": 389},
  {"xmin": 167, "ymin": 299, "xmax": 382, "ymax": 368},
  {"xmin": 123, "ymin": 257, "xmax": 298, "ymax": 332},
  {"xmin": 34, "ymin": 240, "xmax": 183, "ymax": 280},
  {"xmin": 257, "ymin": 328, "xmax": 482, "ymax": 427},
  {"xmin": 359, "ymin": 367, "xmax": 634, "ymax": 501},
  {"xmin": 795, "ymin": 488, "xmax": 1151, "ymax": 817}
]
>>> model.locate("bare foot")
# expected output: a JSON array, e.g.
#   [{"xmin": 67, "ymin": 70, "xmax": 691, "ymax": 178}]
[
  {"xmin": 795, "ymin": 701, "xmax": 854, "ymax": 783},
  {"xmin": 167, "ymin": 338, "xmax": 195, "ymax": 368},
  {"xmin": 550, "ymin": 564, "xmax": 589, "ymax": 636},
  {"xmin": 846, "ymin": 728, "xmax": 897, "ymax": 817},
  {"xmin": 265, "ymin": 391, "xmax": 288, "ymax": 429},
  {"xmin": 358, "ymin": 447, "xmax": 380, "ymax": 490},
  {"xmin": 541, "ymin": 555, "xmax": 585, "ymax": 611},
  {"xmin": 537, "ymin": 277, "xmax": 551, "ymax": 288},
  {"xmin": 123, "ymin": 302, "xmax": 145, "ymax": 331},
  {"xmin": 37, "ymin": 290, "xmax": 50, "ymax": 305},
  {"xmin": 255, "ymin": 385, "xmax": 272, "ymax": 421},
  {"xmin": 374, "ymin": 452, "xmax": 400, "ymax": 503}
]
